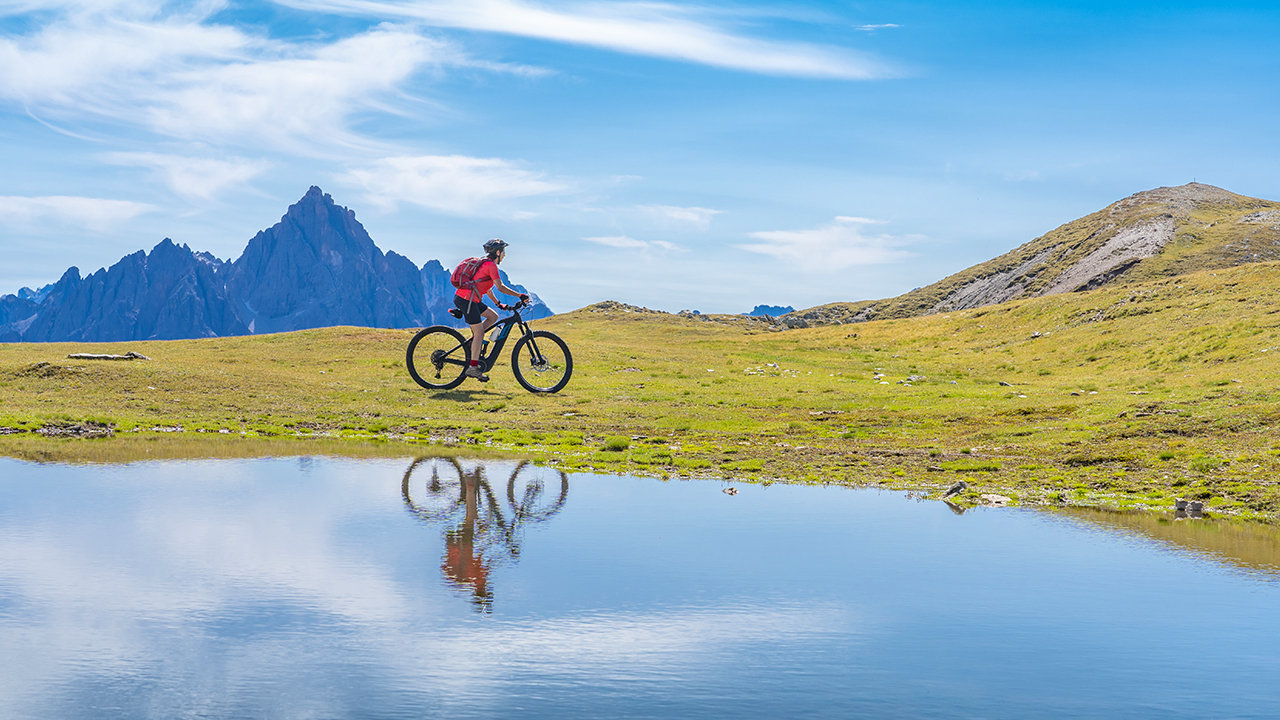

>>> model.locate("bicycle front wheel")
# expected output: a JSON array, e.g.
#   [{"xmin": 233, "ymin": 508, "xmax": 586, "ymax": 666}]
[
  {"xmin": 510, "ymin": 330, "xmax": 573, "ymax": 393},
  {"xmin": 406, "ymin": 326, "xmax": 469, "ymax": 390},
  {"xmin": 507, "ymin": 461, "xmax": 570, "ymax": 521}
]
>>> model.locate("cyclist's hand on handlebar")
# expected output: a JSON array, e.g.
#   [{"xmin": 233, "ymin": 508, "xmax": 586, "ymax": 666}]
[
  {"xmin": 498, "ymin": 302, "xmax": 512, "ymax": 311},
  {"xmin": 519, "ymin": 293, "xmax": 529, "ymax": 302}
]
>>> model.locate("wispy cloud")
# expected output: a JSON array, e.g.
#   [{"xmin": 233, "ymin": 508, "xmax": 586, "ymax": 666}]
[
  {"xmin": 584, "ymin": 234, "xmax": 682, "ymax": 252},
  {"xmin": 854, "ymin": 23, "xmax": 902, "ymax": 32},
  {"xmin": 146, "ymin": 28, "xmax": 459, "ymax": 151},
  {"xmin": 102, "ymin": 152, "xmax": 271, "ymax": 200},
  {"xmin": 0, "ymin": 4, "xmax": 526, "ymax": 153},
  {"xmin": 0, "ymin": 195, "xmax": 154, "ymax": 230},
  {"xmin": 638, "ymin": 204, "xmax": 722, "ymax": 230},
  {"xmin": 342, "ymin": 154, "xmax": 566, "ymax": 216},
  {"xmin": 738, "ymin": 215, "xmax": 917, "ymax": 271},
  {"xmin": 273, "ymin": 0, "xmax": 895, "ymax": 79},
  {"xmin": 0, "ymin": 6, "xmax": 250, "ymax": 106}
]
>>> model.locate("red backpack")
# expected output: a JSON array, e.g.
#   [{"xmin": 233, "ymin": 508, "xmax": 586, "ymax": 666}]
[{"xmin": 451, "ymin": 257, "xmax": 492, "ymax": 296}]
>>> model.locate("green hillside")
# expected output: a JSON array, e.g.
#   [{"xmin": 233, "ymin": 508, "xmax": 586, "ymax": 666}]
[
  {"xmin": 3, "ymin": 260, "xmax": 1280, "ymax": 521},
  {"xmin": 792, "ymin": 183, "xmax": 1280, "ymax": 326}
]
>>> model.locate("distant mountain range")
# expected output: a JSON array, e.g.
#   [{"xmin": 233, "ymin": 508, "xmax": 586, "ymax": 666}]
[
  {"xmin": 0, "ymin": 187, "xmax": 552, "ymax": 342},
  {"xmin": 790, "ymin": 183, "xmax": 1280, "ymax": 326},
  {"xmin": 745, "ymin": 304, "xmax": 794, "ymax": 317}
]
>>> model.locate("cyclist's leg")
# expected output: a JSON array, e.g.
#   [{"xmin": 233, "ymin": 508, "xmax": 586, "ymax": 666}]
[
  {"xmin": 468, "ymin": 320, "xmax": 485, "ymax": 363},
  {"xmin": 476, "ymin": 304, "xmax": 499, "ymax": 358},
  {"xmin": 455, "ymin": 295, "xmax": 490, "ymax": 364},
  {"xmin": 479, "ymin": 307, "xmax": 500, "ymax": 335},
  {"xmin": 469, "ymin": 309, "xmax": 498, "ymax": 362}
]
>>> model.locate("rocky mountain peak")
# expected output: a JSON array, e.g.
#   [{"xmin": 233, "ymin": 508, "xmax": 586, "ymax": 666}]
[
  {"xmin": 1109, "ymin": 182, "xmax": 1248, "ymax": 216},
  {"xmin": 791, "ymin": 182, "xmax": 1280, "ymax": 327},
  {"xmin": 0, "ymin": 186, "xmax": 553, "ymax": 341}
]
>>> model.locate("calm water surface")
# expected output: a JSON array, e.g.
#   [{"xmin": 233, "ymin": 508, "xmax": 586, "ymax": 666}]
[{"xmin": 1, "ymin": 455, "xmax": 1278, "ymax": 719}]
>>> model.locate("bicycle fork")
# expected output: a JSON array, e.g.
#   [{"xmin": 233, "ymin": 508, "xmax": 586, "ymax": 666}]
[{"xmin": 519, "ymin": 323, "xmax": 546, "ymax": 366}]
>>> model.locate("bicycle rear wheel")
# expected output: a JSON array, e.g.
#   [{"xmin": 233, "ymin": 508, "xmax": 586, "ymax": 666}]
[
  {"xmin": 510, "ymin": 330, "xmax": 572, "ymax": 393},
  {"xmin": 406, "ymin": 326, "xmax": 469, "ymax": 390}
]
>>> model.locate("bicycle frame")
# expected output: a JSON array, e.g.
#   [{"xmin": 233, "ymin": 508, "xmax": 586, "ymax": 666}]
[{"xmin": 442, "ymin": 304, "xmax": 545, "ymax": 373}]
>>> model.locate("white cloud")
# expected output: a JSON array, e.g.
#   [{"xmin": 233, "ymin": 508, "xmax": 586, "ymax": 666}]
[
  {"xmin": 274, "ymin": 0, "xmax": 895, "ymax": 79},
  {"xmin": 342, "ymin": 154, "xmax": 566, "ymax": 216},
  {"xmin": 0, "ymin": 5, "xmax": 512, "ymax": 152},
  {"xmin": 102, "ymin": 152, "xmax": 270, "ymax": 200},
  {"xmin": 638, "ymin": 204, "xmax": 722, "ymax": 230},
  {"xmin": 738, "ymin": 216, "xmax": 917, "ymax": 271},
  {"xmin": 584, "ymin": 235, "xmax": 683, "ymax": 252},
  {"xmin": 0, "ymin": 9, "xmax": 249, "ymax": 105},
  {"xmin": 854, "ymin": 23, "xmax": 902, "ymax": 32},
  {"xmin": 146, "ymin": 27, "xmax": 455, "ymax": 150},
  {"xmin": 0, "ymin": 195, "xmax": 154, "ymax": 230}
]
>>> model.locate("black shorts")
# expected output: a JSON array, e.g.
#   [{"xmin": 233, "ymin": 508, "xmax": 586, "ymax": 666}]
[{"xmin": 454, "ymin": 294, "xmax": 488, "ymax": 325}]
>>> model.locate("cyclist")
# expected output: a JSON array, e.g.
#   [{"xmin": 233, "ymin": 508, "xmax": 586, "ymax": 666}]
[{"xmin": 455, "ymin": 238, "xmax": 528, "ymax": 381}]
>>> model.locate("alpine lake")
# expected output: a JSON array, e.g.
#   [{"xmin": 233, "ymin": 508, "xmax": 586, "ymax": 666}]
[{"xmin": 2, "ymin": 454, "xmax": 1279, "ymax": 719}]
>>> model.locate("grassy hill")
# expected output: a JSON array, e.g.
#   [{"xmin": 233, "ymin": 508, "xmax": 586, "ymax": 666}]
[
  {"xmin": 3, "ymin": 259, "xmax": 1280, "ymax": 521},
  {"xmin": 791, "ymin": 183, "xmax": 1280, "ymax": 326}
]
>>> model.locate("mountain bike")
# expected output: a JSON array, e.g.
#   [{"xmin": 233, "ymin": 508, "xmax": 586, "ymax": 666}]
[
  {"xmin": 405, "ymin": 299, "xmax": 573, "ymax": 393},
  {"xmin": 400, "ymin": 457, "xmax": 570, "ymax": 527}
]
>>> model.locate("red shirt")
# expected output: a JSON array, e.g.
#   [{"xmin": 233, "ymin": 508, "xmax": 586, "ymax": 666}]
[{"xmin": 455, "ymin": 259, "xmax": 499, "ymax": 302}]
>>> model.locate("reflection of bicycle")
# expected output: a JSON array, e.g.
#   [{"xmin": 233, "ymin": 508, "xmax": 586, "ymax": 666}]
[
  {"xmin": 401, "ymin": 457, "xmax": 570, "ymax": 559},
  {"xmin": 405, "ymin": 300, "xmax": 573, "ymax": 393}
]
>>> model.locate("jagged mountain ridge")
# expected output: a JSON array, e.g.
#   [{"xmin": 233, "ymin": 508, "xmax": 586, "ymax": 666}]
[
  {"xmin": 791, "ymin": 182, "xmax": 1280, "ymax": 326},
  {"xmin": 0, "ymin": 187, "xmax": 552, "ymax": 342},
  {"xmin": 745, "ymin": 304, "xmax": 794, "ymax": 317}
]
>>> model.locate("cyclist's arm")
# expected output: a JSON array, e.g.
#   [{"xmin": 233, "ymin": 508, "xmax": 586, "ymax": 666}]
[
  {"xmin": 491, "ymin": 272, "xmax": 524, "ymax": 299},
  {"xmin": 495, "ymin": 280, "xmax": 524, "ymax": 298},
  {"xmin": 484, "ymin": 263, "xmax": 526, "ymax": 302}
]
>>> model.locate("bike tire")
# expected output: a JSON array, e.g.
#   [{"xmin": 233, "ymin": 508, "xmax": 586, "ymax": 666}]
[
  {"xmin": 406, "ymin": 326, "xmax": 469, "ymax": 390},
  {"xmin": 510, "ymin": 330, "xmax": 573, "ymax": 393},
  {"xmin": 507, "ymin": 461, "xmax": 570, "ymax": 521},
  {"xmin": 401, "ymin": 456, "xmax": 466, "ymax": 522}
]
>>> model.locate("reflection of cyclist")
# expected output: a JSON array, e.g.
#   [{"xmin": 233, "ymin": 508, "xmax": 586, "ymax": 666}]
[
  {"xmin": 401, "ymin": 457, "xmax": 570, "ymax": 613},
  {"xmin": 454, "ymin": 238, "xmax": 528, "ymax": 382},
  {"xmin": 441, "ymin": 468, "xmax": 493, "ymax": 612}
]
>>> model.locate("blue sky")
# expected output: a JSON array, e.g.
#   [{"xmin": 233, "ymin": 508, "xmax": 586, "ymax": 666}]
[{"xmin": 2, "ymin": 0, "xmax": 1278, "ymax": 314}]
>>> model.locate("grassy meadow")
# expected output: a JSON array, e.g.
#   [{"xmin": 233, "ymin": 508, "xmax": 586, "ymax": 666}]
[{"xmin": 4, "ymin": 261, "xmax": 1280, "ymax": 521}]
